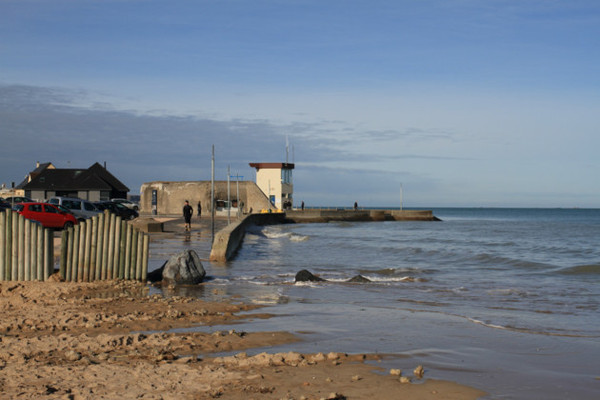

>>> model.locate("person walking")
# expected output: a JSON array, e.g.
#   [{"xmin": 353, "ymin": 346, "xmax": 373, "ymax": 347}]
[
  {"xmin": 183, "ymin": 200, "xmax": 193, "ymax": 231},
  {"xmin": 197, "ymin": 201, "xmax": 202, "ymax": 218}
]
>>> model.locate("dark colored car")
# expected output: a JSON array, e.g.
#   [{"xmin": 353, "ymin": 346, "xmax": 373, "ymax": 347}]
[
  {"xmin": 0, "ymin": 199, "xmax": 12, "ymax": 211},
  {"xmin": 3, "ymin": 196, "xmax": 34, "ymax": 205},
  {"xmin": 111, "ymin": 198, "xmax": 139, "ymax": 211},
  {"xmin": 14, "ymin": 202, "xmax": 78, "ymax": 229},
  {"xmin": 94, "ymin": 201, "xmax": 139, "ymax": 220}
]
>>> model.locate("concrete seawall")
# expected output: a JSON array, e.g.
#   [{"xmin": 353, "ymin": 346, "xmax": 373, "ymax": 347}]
[
  {"xmin": 284, "ymin": 209, "xmax": 439, "ymax": 223},
  {"xmin": 209, "ymin": 212, "xmax": 287, "ymax": 262},
  {"xmin": 209, "ymin": 209, "xmax": 439, "ymax": 262}
]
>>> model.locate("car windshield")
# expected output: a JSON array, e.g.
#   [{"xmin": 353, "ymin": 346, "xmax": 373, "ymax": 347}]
[
  {"xmin": 57, "ymin": 205, "xmax": 72, "ymax": 213},
  {"xmin": 14, "ymin": 204, "xmax": 24, "ymax": 211}
]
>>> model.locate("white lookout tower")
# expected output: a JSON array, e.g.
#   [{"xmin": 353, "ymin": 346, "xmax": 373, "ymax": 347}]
[{"xmin": 248, "ymin": 162, "xmax": 294, "ymax": 210}]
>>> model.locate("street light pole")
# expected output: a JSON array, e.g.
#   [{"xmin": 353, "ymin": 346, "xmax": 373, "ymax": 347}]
[
  {"xmin": 400, "ymin": 183, "xmax": 403, "ymax": 211},
  {"xmin": 211, "ymin": 145, "xmax": 215, "ymax": 243}
]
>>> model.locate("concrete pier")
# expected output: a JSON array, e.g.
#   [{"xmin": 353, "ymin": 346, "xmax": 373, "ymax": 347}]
[
  {"xmin": 284, "ymin": 209, "xmax": 439, "ymax": 223},
  {"xmin": 209, "ymin": 208, "xmax": 439, "ymax": 262}
]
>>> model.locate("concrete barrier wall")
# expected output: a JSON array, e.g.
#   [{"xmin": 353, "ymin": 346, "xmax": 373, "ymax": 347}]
[
  {"xmin": 209, "ymin": 213, "xmax": 287, "ymax": 262},
  {"xmin": 209, "ymin": 209, "xmax": 438, "ymax": 262},
  {"xmin": 285, "ymin": 209, "xmax": 437, "ymax": 222}
]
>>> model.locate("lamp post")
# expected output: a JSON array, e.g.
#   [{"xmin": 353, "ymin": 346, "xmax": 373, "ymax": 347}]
[{"xmin": 400, "ymin": 183, "xmax": 403, "ymax": 211}]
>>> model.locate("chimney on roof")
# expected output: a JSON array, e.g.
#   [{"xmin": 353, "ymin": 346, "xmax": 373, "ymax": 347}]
[
  {"xmin": 36, "ymin": 161, "xmax": 40, "ymax": 168},
  {"xmin": 104, "ymin": 161, "xmax": 107, "ymax": 169}
]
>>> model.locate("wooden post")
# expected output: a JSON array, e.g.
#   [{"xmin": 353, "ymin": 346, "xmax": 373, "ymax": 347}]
[
  {"xmin": 37, "ymin": 225, "xmax": 44, "ymax": 280},
  {"xmin": 83, "ymin": 219, "xmax": 92, "ymax": 281},
  {"xmin": 89, "ymin": 216, "xmax": 97, "ymax": 281},
  {"xmin": 17, "ymin": 215, "xmax": 25, "ymax": 281},
  {"xmin": 30, "ymin": 222, "xmax": 37, "ymax": 280},
  {"xmin": 141, "ymin": 233, "xmax": 149, "ymax": 282},
  {"xmin": 77, "ymin": 220, "xmax": 86, "ymax": 281},
  {"xmin": 130, "ymin": 229, "xmax": 138, "ymax": 280},
  {"xmin": 71, "ymin": 224, "xmax": 80, "ymax": 282},
  {"xmin": 24, "ymin": 220, "xmax": 31, "ymax": 281},
  {"xmin": 112, "ymin": 216, "xmax": 122, "ymax": 279},
  {"xmin": 60, "ymin": 229, "xmax": 68, "ymax": 278},
  {"xmin": 124, "ymin": 223, "xmax": 132, "ymax": 280},
  {"xmin": 118, "ymin": 221, "xmax": 126, "ymax": 279},
  {"xmin": 106, "ymin": 213, "xmax": 115, "ymax": 279},
  {"xmin": 95, "ymin": 213, "xmax": 104, "ymax": 280},
  {"xmin": 101, "ymin": 211, "xmax": 110, "ymax": 279},
  {"xmin": 135, "ymin": 231, "xmax": 143, "ymax": 280},
  {"xmin": 11, "ymin": 211, "xmax": 18, "ymax": 281},
  {"xmin": 4, "ymin": 210, "xmax": 12, "ymax": 280},
  {"xmin": 65, "ymin": 226, "xmax": 74, "ymax": 281},
  {"xmin": 44, "ymin": 227, "xmax": 53, "ymax": 279},
  {"xmin": 0, "ymin": 211, "xmax": 5, "ymax": 281}
]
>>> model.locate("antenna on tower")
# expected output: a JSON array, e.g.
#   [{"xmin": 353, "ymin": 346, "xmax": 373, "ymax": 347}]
[{"xmin": 285, "ymin": 135, "xmax": 289, "ymax": 163}]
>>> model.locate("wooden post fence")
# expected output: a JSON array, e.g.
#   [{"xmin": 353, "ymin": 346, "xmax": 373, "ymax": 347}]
[
  {"xmin": 1, "ymin": 210, "xmax": 54, "ymax": 281},
  {"xmin": 59, "ymin": 210, "xmax": 149, "ymax": 282},
  {"xmin": 0, "ymin": 209, "xmax": 149, "ymax": 282}
]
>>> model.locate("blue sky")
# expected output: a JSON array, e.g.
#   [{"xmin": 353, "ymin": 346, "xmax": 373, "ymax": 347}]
[{"xmin": 1, "ymin": 0, "xmax": 599, "ymax": 207}]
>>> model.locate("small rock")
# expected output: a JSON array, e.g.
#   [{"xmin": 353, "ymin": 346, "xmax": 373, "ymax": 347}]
[
  {"xmin": 390, "ymin": 368, "xmax": 402, "ymax": 376},
  {"xmin": 414, "ymin": 365, "xmax": 425, "ymax": 378},
  {"xmin": 64, "ymin": 350, "xmax": 82, "ymax": 362},
  {"xmin": 400, "ymin": 376, "xmax": 412, "ymax": 384},
  {"xmin": 351, "ymin": 375, "xmax": 362, "ymax": 382}
]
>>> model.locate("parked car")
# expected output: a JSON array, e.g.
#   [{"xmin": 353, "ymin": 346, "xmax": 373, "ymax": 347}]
[
  {"xmin": 0, "ymin": 199, "xmax": 12, "ymax": 211},
  {"xmin": 14, "ymin": 202, "xmax": 78, "ymax": 229},
  {"xmin": 111, "ymin": 198, "xmax": 139, "ymax": 211},
  {"xmin": 94, "ymin": 201, "xmax": 139, "ymax": 220},
  {"xmin": 47, "ymin": 197, "xmax": 101, "ymax": 221},
  {"xmin": 3, "ymin": 196, "xmax": 34, "ymax": 205}
]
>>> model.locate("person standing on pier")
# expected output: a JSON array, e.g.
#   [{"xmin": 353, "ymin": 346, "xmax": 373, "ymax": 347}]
[
  {"xmin": 183, "ymin": 200, "xmax": 193, "ymax": 231},
  {"xmin": 354, "ymin": 201, "xmax": 358, "ymax": 211}
]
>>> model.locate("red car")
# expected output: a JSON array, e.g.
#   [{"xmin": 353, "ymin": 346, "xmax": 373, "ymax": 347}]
[{"xmin": 15, "ymin": 202, "xmax": 78, "ymax": 229}]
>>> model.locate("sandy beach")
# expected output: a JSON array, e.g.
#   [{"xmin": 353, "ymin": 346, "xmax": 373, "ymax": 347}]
[{"xmin": 0, "ymin": 279, "xmax": 486, "ymax": 399}]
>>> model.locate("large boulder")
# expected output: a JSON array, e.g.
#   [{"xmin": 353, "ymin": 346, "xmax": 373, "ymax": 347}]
[
  {"xmin": 149, "ymin": 249, "xmax": 206, "ymax": 284},
  {"xmin": 346, "ymin": 274, "xmax": 371, "ymax": 283},
  {"xmin": 295, "ymin": 269, "xmax": 326, "ymax": 282},
  {"xmin": 294, "ymin": 269, "xmax": 371, "ymax": 284}
]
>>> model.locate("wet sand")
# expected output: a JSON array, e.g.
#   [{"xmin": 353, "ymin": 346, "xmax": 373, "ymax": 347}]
[
  {"xmin": 3, "ymin": 215, "xmax": 488, "ymax": 398},
  {"xmin": 0, "ymin": 278, "xmax": 486, "ymax": 399}
]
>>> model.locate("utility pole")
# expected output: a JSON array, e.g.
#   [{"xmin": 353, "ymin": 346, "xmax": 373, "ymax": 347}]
[
  {"xmin": 211, "ymin": 145, "xmax": 215, "ymax": 243},
  {"xmin": 236, "ymin": 171, "xmax": 240, "ymax": 218},
  {"xmin": 227, "ymin": 165, "xmax": 231, "ymax": 224},
  {"xmin": 400, "ymin": 183, "xmax": 404, "ymax": 211}
]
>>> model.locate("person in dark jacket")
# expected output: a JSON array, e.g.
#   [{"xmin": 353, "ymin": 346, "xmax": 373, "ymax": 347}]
[
  {"xmin": 183, "ymin": 200, "xmax": 193, "ymax": 231},
  {"xmin": 197, "ymin": 201, "xmax": 202, "ymax": 218}
]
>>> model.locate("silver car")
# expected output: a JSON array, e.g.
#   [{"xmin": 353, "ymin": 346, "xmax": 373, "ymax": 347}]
[{"xmin": 47, "ymin": 197, "xmax": 101, "ymax": 221}]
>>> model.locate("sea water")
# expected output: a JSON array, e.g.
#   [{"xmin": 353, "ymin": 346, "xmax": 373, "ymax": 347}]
[{"xmin": 149, "ymin": 208, "xmax": 600, "ymax": 399}]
